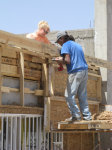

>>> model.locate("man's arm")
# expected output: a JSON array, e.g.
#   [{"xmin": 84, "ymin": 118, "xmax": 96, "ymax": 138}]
[
  {"xmin": 52, "ymin": 54, "xmax": 70, "ymax": 64},
  {"xmin": 63, "ymin": 54, "xmax": 70, "ymax": 64}
]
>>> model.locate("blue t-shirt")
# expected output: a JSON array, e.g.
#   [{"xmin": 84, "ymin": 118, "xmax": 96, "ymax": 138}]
[{"xmin": 61, "ymin": 41, "xmax": 88, "ymax": 74}]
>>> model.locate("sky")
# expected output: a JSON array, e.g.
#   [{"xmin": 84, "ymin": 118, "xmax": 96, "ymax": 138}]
[{"xmin": 0, "ymin": 0, "xmax": 94, "ymax": 34}]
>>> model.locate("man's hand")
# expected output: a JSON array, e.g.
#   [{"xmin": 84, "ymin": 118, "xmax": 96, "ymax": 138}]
[{"xmin": 52, "ymin": 57, "xmax": 63, "ymax": 62}]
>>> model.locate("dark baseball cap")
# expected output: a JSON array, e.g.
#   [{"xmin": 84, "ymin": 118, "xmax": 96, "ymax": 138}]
[{"xmin": 55, "ymin": 31, "xmax": 68, "ymax": 43}]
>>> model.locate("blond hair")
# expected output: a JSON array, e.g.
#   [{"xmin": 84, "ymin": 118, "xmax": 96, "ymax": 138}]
[{"xmin": 38, "ymin": 20, "xmax": 50, "ymax": 31}]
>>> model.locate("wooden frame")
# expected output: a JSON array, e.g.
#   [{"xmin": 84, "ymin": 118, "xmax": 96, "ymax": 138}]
[{"xmin": 44, "ymin": 96, "xmax": 100, "ymax": 130}]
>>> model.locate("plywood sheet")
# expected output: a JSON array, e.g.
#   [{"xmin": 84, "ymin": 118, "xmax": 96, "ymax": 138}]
[{"xmin": 63, "ymin": 133, "xmax": 94, "ymax": 150}]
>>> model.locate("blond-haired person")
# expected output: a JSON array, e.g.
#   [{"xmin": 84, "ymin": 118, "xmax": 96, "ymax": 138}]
[{"xmin": 26, "ymin": 20, "xmax": 50, "ymax": 44}]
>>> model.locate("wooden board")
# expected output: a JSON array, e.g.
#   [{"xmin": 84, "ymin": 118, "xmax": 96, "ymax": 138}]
[
  {"xmin": 63, "ymin": 133, "xmax": 94, "ymax": 150},
  {"xmin": 58, "ymin": 120, "xmax": 112, "ymax": 130},
  {"xmin": 0, "ymin": 105, "xmax": 43, "ymax": 115}
]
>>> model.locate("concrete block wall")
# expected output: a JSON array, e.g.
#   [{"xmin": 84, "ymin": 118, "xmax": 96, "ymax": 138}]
[{"xmin": 47, "ymin": 29, "xmax": 95, "ymax": 57}]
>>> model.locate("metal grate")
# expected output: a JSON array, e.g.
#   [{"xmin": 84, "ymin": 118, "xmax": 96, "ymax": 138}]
[
  {"xmin": 53, "ymin": 133, "xmax": 63, "ymax": 150},
  {"xmin": 0, "ymin": 114, "xmax": 43, "ymax": 150}
]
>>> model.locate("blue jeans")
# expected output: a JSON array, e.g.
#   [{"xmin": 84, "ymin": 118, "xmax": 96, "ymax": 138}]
[{"xmin": 65, "ymin": 70, "xmax": 91, "ymax": 120}]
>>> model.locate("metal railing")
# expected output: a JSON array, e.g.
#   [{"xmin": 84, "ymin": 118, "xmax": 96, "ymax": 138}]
[{"xmin": 0, "ymin": 114, "xmax": 43, "ymax": 150}]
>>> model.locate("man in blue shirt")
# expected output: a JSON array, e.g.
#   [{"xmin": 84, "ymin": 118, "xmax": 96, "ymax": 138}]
[{"xmin": 55, "ymin": 31, "xmax": 91, "ymax": 122}]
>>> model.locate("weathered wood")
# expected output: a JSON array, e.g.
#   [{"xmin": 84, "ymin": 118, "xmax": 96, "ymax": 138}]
[
  {"xmin": 42, "ymin": 63, "xmax": 49, "ymax": 96},
  {"xmin": 85, "ymin": 55, "xmax": 112, "ymax": 70},
  {"xmin": 20, "ymin": 52, "xmax": 24, "ymax": 106},
  {"xmin": 35, "ymin": 90, "xmax": 44, "ymax": 96},
  {"xmin": 58, "ymin": 120, "xmax": 112, "ymax": 130},
  {"xmin": 2, "ymin": 47, "xmax": 17, "ymax": 58},
  {"xmin": 1, "ymin": 64, "xmax": 41, "ymax": 80},
  {"xmin": 0, "ymin": 30, "xmax": 59, "ymax": 57},
  {"xmin": 0, "ymin": 105, "xmax": 43, "ymax": 115},
  {"xmin": 44, "ymin": 97, "xmax": 51, "ymax": 131},
  {"xmin": 49, "ymin": 64, "xmax": 55, "ymax": 96},
  {"xmin": 24, "ymin": 53, "xmax": 46, "ymax": 63},
  {"xmin": 1, "ymin": 56, "xmax": 42, "ymax": 70},
  {"xmin": 1, "ymin": 86, "xmax": 44, "ymax": 96},
  {"xmin": 0, "ymin": 46, "xmax": 2, "ymax": 105}
]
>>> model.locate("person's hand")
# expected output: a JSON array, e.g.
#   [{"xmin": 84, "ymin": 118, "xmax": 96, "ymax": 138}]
[{"xmin": 52, "ymin": 57, "xmax": 63, "ymax": 62}]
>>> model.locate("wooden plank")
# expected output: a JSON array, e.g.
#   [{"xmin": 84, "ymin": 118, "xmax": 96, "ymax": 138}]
[
  {"xmin": 19, "ymin": 52, "xmax": 24, "ymax": 106},
  {"xmin": 35, "ymin": 90, "xmax": 44, "ymax": 96},
  {"xmin": 0, "ymin": 46, "xmax": 2, "ymax": 105},
  {"xmin": 24, "ymin": 61, "xmax": 42, "ymax": 70},
  {"xmin": 1, "ymin": 86, "xmax": 44, "ymax": 96},
  {"xmin": 85, "ymin": 55, "xmax": 112, "ymax": 70},
  {"xmin": 44, "ymin": 97, "xmax": 51, "ymax": 131},
  {"xmin": 2, "ymin": 57, "xmax": 17, "ymax": 65},
  {"xmin": 49, "ymin": 64, "xmax": 55, "ymax": 96},
  {"xmin": 58, "ymin": 120, "xmax": 112, "ymax": 130},
  {"xmin": 0, "ymin": 30, "xmax": 58, "ymax": 57},
  {"xmin": 0, "ymin": 105, "xmax": 43, "ymax": 115},
  {"xmin": 2, "ymin": 47, "xmax": 17, "ymax": 58},
  {"xmin": 24, "ymin": 53, "xmax": 46, "ymax": 63},
  {"xmin": 42, "ymin": 62, "xmax": 49, "ymax": 96}
]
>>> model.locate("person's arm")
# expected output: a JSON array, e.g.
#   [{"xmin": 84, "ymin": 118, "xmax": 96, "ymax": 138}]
[
  {"xmin": 53, "ymin": 54, "xmax": 70, "ymax": 64},
  {"xmin": 63, "ymin": 54, "xmax": 70, "ymax": 64}
]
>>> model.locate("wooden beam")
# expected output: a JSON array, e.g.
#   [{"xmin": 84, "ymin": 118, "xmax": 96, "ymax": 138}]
[
  {"xmin": 85, "ymin": 55, "xmax": 112, "ymax": 70},
  {"xmin": 0, "ymin": 105, "xmax": 43, "ymax": 115},
  {"xmin": 58, "ymin": 120, "xmax": 112, "ymax": 130},
  {"xmin": 49, "ymin": 64, "xmax": 55, "ymax": 96},
  {"xmin": 0, "ymin": 46, "xmax": 2, "ymax": 105},
  {"xmin": 44, "ymin": 97, "xmax": 51, "ymax": 131},
  {"xmin": 42, "ymin": 62, "xmax": 49, "ymax": 96},
  {"xmin": 20, "ymin": 52, "xmax": 24, "ymax": 106}
]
